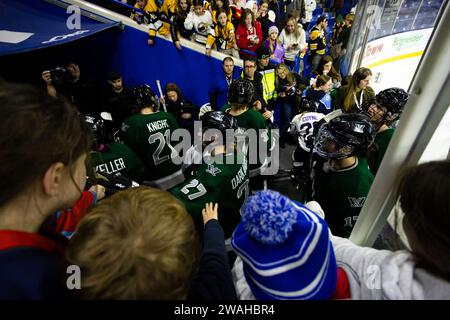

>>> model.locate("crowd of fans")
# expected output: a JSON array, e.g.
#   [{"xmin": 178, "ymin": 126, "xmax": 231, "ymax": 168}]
[
  {"xmin": 93, "ymin": 0, "xmax": 355, "ymax": 67},
  {"xmin": 0, "ymin": 0, "xmax": 449, "ymax": 302}
]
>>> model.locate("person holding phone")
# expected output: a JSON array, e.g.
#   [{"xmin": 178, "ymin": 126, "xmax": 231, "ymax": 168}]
[{"xmin": 279, "ymin": 16, "xmax": 306, "ymax": 71}]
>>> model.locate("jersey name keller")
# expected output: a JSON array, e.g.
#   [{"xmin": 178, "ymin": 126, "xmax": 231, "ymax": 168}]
[{"xmin": 96, "ymin": 158, "xmax": 126, "ymax": 174}]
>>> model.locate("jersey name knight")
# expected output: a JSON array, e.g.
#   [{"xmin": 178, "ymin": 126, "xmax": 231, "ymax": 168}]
[{"xmin": 146, "ymin": 119, "xmax": 170, "ymax": 133}]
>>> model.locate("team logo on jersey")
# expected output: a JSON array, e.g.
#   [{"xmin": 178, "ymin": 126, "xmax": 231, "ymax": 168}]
[
  {"xmin": 206, "ymin": 164, "xmax": 222, "ymax": 176},
  {"xmin": 348, "ymin": 197, "xmax": 366, "ymax": 208},
  {"xmin": 354, "ymin": 124, "xmax": 366, "ymax": 133}
]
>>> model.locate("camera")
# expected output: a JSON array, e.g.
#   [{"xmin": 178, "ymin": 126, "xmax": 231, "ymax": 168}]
[
  {"xmin": 250, "ymin": 35, "xmax": 259, "ymax": 42},
  {"xmin": 284, "ymin": 85, "xmax": 296, "ymax": 96},
  {"xmin": 49, "ymin": 66, "xmax": 68, "ymax": 85}
]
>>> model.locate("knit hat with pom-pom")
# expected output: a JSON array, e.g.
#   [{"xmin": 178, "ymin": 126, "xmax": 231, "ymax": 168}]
[{"xmin": 231, "ymin": 190, "xmax": 337, "ymax": 300}]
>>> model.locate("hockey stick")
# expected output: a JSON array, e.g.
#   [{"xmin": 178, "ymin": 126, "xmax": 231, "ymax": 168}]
[{"xmin": 156, "ymin": 80, "xmax": 167, "ymax": 112}]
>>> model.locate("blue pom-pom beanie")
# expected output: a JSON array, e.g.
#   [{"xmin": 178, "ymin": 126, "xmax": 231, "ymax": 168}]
[{"xmin": 232, "ymin": 190, "xmax": 338, "ymax": 300}]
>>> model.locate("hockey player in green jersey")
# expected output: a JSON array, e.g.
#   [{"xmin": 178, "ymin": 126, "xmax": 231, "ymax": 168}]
[
  {"xmin": 312, "ymin": 113, "xmax": 376, "ymax": 238},
  {"xmin": 171, "ymin": 111, "xmax": 249, "ymax": 238},
  {"xmin": 85, "ymin": 114, "xmax": 145, "ymax": 182},
  {"xmin": 119, "ymin": 85, "xmax": 184, "ymax": 190},
  {"xmin": 363, "ymin": 87, "xmax": 409, "ymax": 175},
  {"xmin": 221, "ymin": 78, "xmax": 272, "ymax": 186}
]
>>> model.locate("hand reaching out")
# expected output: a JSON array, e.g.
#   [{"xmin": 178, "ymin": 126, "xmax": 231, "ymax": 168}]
[
  {"xmin": 89, "ymin": 184, "xmax": 106, "ymax": 201},
  {"xmin": 202, "ymin": 202, "xmax": 218, "ymax": 225},
  {"xmin": 262, "ymin": 110, "xmax": 272, "ymax": 120}
]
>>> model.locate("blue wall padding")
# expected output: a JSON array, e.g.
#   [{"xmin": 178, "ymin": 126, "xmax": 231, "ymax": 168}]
[
  {"xmin": 0, "ymin": 23, "xmax": 242, "ymax": 109},
  {"xmin": 107, "ymin": 25, "xmax": 237, "ymax": 107}
]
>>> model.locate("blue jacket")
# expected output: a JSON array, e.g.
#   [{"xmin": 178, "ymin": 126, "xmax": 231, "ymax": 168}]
[
  {"xmin": 209, "ymin": 69, "xmax": 239, "ymax": 110},
  {"xmin": 0, "ymin": 230, "xmax": 65, "ymax": 299}
]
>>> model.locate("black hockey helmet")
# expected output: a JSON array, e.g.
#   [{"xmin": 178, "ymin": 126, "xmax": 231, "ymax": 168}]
[
  {"xmin": 132, "ymin": 84, "xmax": 159, "ymax": 110},
  {"xmin": 84, "ymin": 114, "xmax": 107, "ymax": 145},
  {"xmin": 314, "ymin": 113, "xmax": 376, "ymax": 160},
  {"xmin": 364, "ymin": 87, "xmax": 409, "ymax": 124},
  {"xmin": 228, "ymin": 78, "xmax": 254, "ymax": 105},
  {"xmin": 202, "ymin": 111, "xmax": 238, "ymax": 133},
  {"xmin": 201, "ymin": 111, "xmax": 238, "ymax": 147},
  {"xmin": 299, "ymin": 97, "xmax": 321, "ymax": 113}
]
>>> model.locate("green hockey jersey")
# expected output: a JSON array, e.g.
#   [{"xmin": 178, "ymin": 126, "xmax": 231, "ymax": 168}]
[
  {"xmin": 170, "ymin": 151, "xmax": 249, "ymax": 237},
  {"xmin": 119, "ymin": 112, "xmax": 184, "ymax": 189},
  {"xmin": 221, "ymin": 105, "xmax": 271, "ymax": 177},
  {"xmin": 90, "ymin": 142, "xmax": 145, "ymax": 182},
  {"xmin": 368, "ymin": 128, "xmax": 395, "ymax": 176},
  {"xmin": 312, "ymin": 158, "xmax": 374, "ymax": 238}
]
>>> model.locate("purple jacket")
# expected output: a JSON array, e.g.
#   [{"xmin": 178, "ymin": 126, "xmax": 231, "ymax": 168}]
[{"xmin": 264, "ymin": 39, "xmax": 285, "ymax": 64}]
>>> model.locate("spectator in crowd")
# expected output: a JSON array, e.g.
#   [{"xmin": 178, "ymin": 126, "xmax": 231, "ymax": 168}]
[
  {"xmin": 331, "ymin": 13, "xmax": 354, "ymax": 73},
  {"xmin": 308, "ymin": 15, "xmax": 328, "ymax": 72},
  {"xmin": 330, "ymin": 160, "xmax": 450, "ymax": 299},
  {"xmin": 236, "ymin": 9, "xmax": 263, "ymax": 58},
  {"xmin": 66, "ymin": 187, "xmax": 238, "ymax": 300},
  {"xmin": 209, "ymin": 57, "xmax": 239, "ymax": 110},
  {"xmin": 130, "ymin": 0, "xmax": 148, "ymax": 24},
  {"xmin": 84, "ymin": 114, "xmax": 145, "ymax": 183},
  {"xmin": 241, "ymin": 57, "xmax": 271, "ymax": 122},
  {"xmin": 209, "ymin": 0, "xmax": 233, "ymax": 26},
  {"xmin": 140, "ymin": 0, "xmax": 176, "ymax": 46},
  {"xmin": 42, "ymin": 62, "xmax": 100, "ymax": 114},
  {"xmin": 364, "ymin": 88, "xmax": 409, "ymax": 175},
  {"xmin": 118, "ymin": 85, "xmax": 184, "ymax": 190},
  {"xmin": 256, "ymin": 0, "xmax": 276, "ymax": 42},
  {"xmin": 256, "ymin": 47, "xmax": 277, "ymax": 114},
  {"xmin": 279, "ymin": 16, "xmax": 307, "ymax": 71},
  {"xmin": 228, "ymin": 0, "xmax": 244, "ymax": 28},
  {"xmin": 335, "ymin": 67, "xmax": 375, "ymax": 113},
  {"xmin": 244, "ymin": 0, "xmax": 258, "ymax": 16},
  {"xmin": 0, "ymin": 82, "xmax": 93, "ymax": 299},
  {"xmin": 163, "ymin": 82, "xmax": 199, "ymax": 136},
  {"xmin": 184, "ymin": 0, "xmax": 214, "ymax": 45},
  {"xmin": 310, "ymin": 55, "xmax": 342, "ymax": 99},
  {"xmin": 285, "ymin": 0, "xmax": 301, "ymax": 18},
  {"xmin": 302, "ymin": 0, "xmax": 317, "ymax": 31},
  {"xmin": 171, "ymin": 111, "xmax": 249, "ymax": 238},
  {"xmin": 264, "ymin": 26, "xmax": 285, "ymax": 64},
  {"xmin": 267, "ymin": 0, "xmax": 280, "ymax": 26},
  {"xmin": 169, "ymin": 0, "xmax": 193, "ymax": 50},
  {"xmin": 231, "ymin": 190, "xmax": 351, "ymax": 300},
  {"xmin": 101, "ymin": 71, "xmax": 134, "ymax": 132},
  {"xmin": 206, "ymin": 8, "xmax": 239, "ymax": 58},
  {"xmin": 330, "ymin": 14, "xmax": 345, "ymax": 46},
  {"xmin": 301, "ymin": 74, "xmax": 333, "ymax": 114},
  {"xmin": 312, "ymin": 113, "xmax": 376, "ymax": 238},
  {"xmin": 275, "ymin": 63, "xmax": 306, "ymax": 146},
  {"xmin": 285, "ymin": 8, "xmax": 302, "ymax": 31}
]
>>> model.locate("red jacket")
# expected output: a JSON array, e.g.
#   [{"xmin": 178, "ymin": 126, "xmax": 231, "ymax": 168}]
[{"xmin": 236, "ymin": 21, "xmax": 262, "ymax": 53}]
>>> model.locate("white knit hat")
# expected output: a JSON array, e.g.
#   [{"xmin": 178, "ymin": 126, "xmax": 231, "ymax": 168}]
[{"xmin": 268, "ymin": 25, "xmax": 279, "ymax": 35}]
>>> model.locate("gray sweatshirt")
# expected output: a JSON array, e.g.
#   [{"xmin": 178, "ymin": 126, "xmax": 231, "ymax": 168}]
[{"xmin": 331, "ymin": 236, "xmax": 450, "ymax": 299}]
